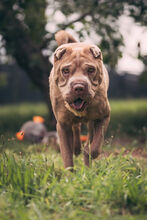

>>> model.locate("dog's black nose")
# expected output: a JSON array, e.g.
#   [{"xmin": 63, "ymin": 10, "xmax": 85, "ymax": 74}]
[
  {"xmin": 74, "ymin": 84, "xmax": 84, "ymax": 92},
  {"xmin": 71, "ymin": 82, "xmax": 87, "ymax": 95}
]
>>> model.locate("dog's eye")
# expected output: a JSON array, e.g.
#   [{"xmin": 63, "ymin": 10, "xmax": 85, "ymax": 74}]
[
  {"xmin": 62, "ymin": 67, "xmax": 70, "ymax": 75},
  {"xmin": 87, "ymin": 67, "xmax": 95, "ymax": 74}
]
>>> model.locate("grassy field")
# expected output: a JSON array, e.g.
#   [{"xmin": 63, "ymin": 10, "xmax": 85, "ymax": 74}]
[
  {"xmin": 0, "ymin": 99, "xmax": 147, "ymax": 138},
  {"xmin": 0, "ymin": 99, "xmax": 147, "ymax": 220}
]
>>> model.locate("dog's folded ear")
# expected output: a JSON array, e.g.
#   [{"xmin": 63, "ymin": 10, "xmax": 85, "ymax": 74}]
[
  {"xmin": 90, "ymin": 46, "xmax": 103, "ymax": 60},
  {"xmin": 54, "ymin": 47, "xmax": 66, "ymax": 60},
  {"xmin": 55, "ymin": 30, "xmax": 77, "ymax": 46}
]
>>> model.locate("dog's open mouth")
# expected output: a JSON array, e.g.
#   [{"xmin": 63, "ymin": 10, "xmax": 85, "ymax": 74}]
[{"xmin": 70, "ymin": 98, "xmax": 87, "ymax": 111}]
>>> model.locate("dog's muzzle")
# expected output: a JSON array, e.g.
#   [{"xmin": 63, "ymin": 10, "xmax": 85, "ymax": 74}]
[{"xmin": 69, "ymin": 81, "xmax": 88, "ymax": 111}]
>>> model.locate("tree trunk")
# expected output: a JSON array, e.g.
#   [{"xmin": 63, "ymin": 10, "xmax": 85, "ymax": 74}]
[{"xmin": 0, "ymin": 8, "xmax": 56, "ymax": 129}]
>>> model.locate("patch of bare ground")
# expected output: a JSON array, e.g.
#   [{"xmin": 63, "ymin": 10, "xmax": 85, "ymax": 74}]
[{"xmin": 101, "ymin": 137, "xmax": 147, "ymax": 166}]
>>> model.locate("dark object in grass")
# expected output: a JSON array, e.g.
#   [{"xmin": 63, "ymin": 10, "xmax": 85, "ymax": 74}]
[
  {"xmin": 17, "ymin": 120, "xmax": 60, "ymax": 151},
  {"xmin": 20, "ymin": 121, "xmax": 47, "ymax": 143},
  {"xmin": 42, "ymin": 131, "xmax": 60, "ymax": 152}
]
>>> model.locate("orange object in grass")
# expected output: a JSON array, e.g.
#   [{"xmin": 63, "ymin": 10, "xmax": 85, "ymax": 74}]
[
  {"xmin": 33, "ymin": 116, "xmax": 45, "ymax": 123},
  {"xmin": 80, "ymin": 135, "xmax": 88, "ymax": 142},
  {"xmin": 16, "ymin": 131, "xmax": 24, "ymax": 141}
]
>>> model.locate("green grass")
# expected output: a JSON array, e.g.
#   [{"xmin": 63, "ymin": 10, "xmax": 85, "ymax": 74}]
[
  {"xmin": 0, "ymin": 148, "xmax": 147, "ymax": 220},
  {"xmin": 0, "ymin": 99, "xmax": 147, "ymax": 219},
  {"xmin": 0, "ymin": 102, "xmax": 48, "ymax": 136},
  {"xmin": 109, "ymin": 99, "xmax": 147, "ymax": 139},
  {"xmin": 0, "ymin": 99, "xmax": 147, "ymax": 138}
]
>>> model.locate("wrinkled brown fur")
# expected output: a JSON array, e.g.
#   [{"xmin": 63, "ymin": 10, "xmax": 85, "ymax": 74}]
[{"xmin": 49, "ymin": 30, "xmax": 110, "ymax": 169}]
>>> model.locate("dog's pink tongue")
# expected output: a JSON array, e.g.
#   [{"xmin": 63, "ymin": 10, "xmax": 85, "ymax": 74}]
[{"xmin": 72, "ymin": 99, "xmax": 84, "ymax": 110}]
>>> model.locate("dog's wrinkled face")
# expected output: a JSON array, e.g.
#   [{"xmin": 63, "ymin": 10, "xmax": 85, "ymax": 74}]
[{"xmin": 54, "ymin": 43, "xmax": 103, "ymax": 113}]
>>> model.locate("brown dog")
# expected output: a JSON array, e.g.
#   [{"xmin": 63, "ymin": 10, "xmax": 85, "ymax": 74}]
[{"xmin": 49, "ymin": 30, "xmax": 110, "ymax": 169}]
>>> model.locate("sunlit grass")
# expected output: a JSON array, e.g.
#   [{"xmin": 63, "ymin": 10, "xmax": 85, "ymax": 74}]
[
  {"xmin": 0, "ymin": 99, "xmax": 147, "ymax": 138},
  {"xmin": 110, "ymin": 99, "xmax": 147, "ymax": 112},
  {"xmin": 109, "ymin": 99, "xmax": 147, "ymax": 138},
  {"xmin": 0, "ymin": 102, "xmax": 48, "ymax": 136},
  {"xmin": 0, "ymin": 148, "xmax": 147, "ymax": 220}
]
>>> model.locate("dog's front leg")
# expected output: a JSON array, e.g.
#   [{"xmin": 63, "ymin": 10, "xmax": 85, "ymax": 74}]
[
  {"xmin": 90, "ymin": 116, "xmax": 110, "ymax": 159},
  {"xmin": 57, "ymin": 122, "xmax": 73, "ymax": 169},
  {"xmin": 84, "ymin": 116, "xmax": 110, "ymax": 166},
  {"xmin": 72, "ymin": 123, "xmax": 81, "ymax": 156}
]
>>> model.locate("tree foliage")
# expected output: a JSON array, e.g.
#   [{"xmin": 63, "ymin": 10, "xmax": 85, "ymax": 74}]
[{"xmin": 0, "ymin": 0, "xmax": 52, "ymax": 114}]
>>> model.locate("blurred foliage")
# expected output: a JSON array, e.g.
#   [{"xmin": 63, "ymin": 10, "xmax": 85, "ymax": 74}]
[
  {"xmin": 56, "ymin": 0, "xmax": 125, "ymax": 67},
  {"xmin": 0, "ymin": 0, "xmax": 51, "ymax": 106},
  {"xmin": 55, "ymin": 0, "xmax": 147, "ymax": 67},
  {"xmin": 137, "ymin": 42, "xmax": 147, "ymax": 82},
  {"xmin": 0, "ymin": 0, "xmax": 147, "ymax": 69},
  {"xmin": 0, "ymin": 0, "xmax": 47, "ymax": 52},
  {"xmin": 127, "ymin": 0, "xmax": 147, "ymax": 26}
]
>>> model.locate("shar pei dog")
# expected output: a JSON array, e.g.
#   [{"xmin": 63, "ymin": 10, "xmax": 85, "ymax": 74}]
[{"xmin": 49, "ymin": 30, "xmax": 110, "ymax": 169}]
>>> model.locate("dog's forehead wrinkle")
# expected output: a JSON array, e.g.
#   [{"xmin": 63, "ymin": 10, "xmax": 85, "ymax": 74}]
[
  {"xmin": 85, "ymin": 63, "xmax": 95, "ymax": 67},
  {"xmin": 62, "ymin": 63, "xmax": 72, "ymax": 68}
]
